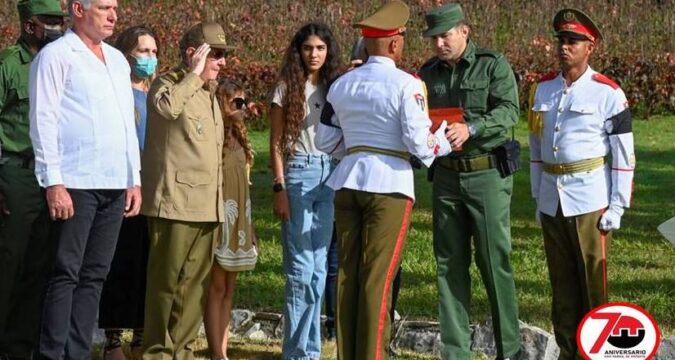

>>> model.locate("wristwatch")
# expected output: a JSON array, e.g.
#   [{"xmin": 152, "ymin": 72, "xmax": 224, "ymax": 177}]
[
  {"xmin": 467, "ymin": 123, "xmax": 477, "ymax": 138},
  {"xmin": 272, "ymin": 182, "xmax": 286, "ymax": 193}
]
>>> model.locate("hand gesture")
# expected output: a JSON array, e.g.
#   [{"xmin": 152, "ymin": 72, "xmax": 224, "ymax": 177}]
[
  {"xmin": 434, "ymin": 120, "xmax": 452, "ymax": 157},
  {"xmin": 446, "ymin": 122, "xmax": 470, "ymax": 149},
  {"xmin": 188, "ymin": 43, "xmax": 210, "ymax": 77}
]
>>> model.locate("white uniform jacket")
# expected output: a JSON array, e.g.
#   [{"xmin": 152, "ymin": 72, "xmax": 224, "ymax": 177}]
[
  {"xmin": 315, "ymin": 56, "xmax": 449, "ymax": 200},
  {"xmin": 529, "ymin": 67, "xmax": 635, "ymax": 217}
]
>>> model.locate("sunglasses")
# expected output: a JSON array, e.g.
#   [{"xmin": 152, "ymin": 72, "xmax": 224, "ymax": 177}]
[
  {"xmin": 232, "ymin": 97, "xmax": 248, "ymax": 110},
  {"xmin": 208, "ymin": 49, "xmax": 228, "ymax": 59}
]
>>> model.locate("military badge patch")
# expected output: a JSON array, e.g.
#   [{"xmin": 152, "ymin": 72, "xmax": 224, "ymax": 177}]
[
  {"xmin": 427, "ymin": 133, "xmax": 437, "ymax": 149},
  {"xmin": 564, "ymin": 11, "xmax": 575, "ymax": 21},
  {"xmin": 414, "ymin": 93, "xmax": 426, "ymax": 111},
  {"xmin": 433, "ymin": 83, "xmax": 447, "ymax": 96}
]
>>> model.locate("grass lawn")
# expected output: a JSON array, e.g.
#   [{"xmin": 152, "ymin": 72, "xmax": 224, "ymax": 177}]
[
  {"xmin": 242, "ymin": 116, "xmax": 674, "ymax": 330},
  {"xmin": 100, "ymin": 116, "xmax": 672, "ymax": 359}
]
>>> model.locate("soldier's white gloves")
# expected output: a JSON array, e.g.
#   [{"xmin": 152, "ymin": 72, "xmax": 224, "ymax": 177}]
[
  {"xmin": 434, "ymin": 120, "xmax": 452, "ymax": 157},
  {"xmin": 598, "ymin": 205, "xmax": 624, "ymax": 231}
]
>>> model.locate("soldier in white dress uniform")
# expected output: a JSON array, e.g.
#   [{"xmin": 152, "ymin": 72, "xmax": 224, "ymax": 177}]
[
  {"xmin": 529, "ymin": 8, "xmax": 635, "ymax": 360},
  {"xmin": 314, "ymin": 2, "xmax": 452, "ymax": 359}
]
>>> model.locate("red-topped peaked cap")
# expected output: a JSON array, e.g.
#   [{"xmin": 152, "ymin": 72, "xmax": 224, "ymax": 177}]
[
  {"xmin": 353, "ymin": 0, "xmax": 410, "ymax": 38},
  {"xmin": 553, "ymin": 8, "xmax": 602, "ymax": 42}
]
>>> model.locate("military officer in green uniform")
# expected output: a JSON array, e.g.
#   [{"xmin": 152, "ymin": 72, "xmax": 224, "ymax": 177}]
[
  {"xmin": 0, "ymin": 0, "xmax": 64, "ymax": 359},
  {"xmin": 141, "ymin": 22, "xmax": 230, "ymax": 360},
  {"xmin": 418, "ymin": 4, "xmax": 521, "ymax": 360}
]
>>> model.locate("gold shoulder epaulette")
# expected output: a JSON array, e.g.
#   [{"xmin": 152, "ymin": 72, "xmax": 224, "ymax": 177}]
[{"xmin": 527, "ymin": 83, "xmax": 543, "ymax": 136}]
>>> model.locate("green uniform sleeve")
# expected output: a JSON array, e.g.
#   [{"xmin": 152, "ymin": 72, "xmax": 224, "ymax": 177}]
[
  {"xmin": 0, "ymin": 61, "xmax": 9, "ymax": 115},
  {"xmin": 471, "ymin": 56, "xmax": 519, "ymax": 138},
  {"xmin": 0, "ymin": 62, "xmax": 10, "ymax": 150}
]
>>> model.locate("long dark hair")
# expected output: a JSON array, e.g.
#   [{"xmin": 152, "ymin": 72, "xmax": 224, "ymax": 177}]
[
  {"xmin": 276, "ymin": 22, "xmax": 341, "ymax": 153},
  {"xmin": 115, "ymin": 25, "xmax": 159, "ymax": 87},
  {"xmin": 115, "ymin": 25, "xmax": 158, "ymax": 58}
]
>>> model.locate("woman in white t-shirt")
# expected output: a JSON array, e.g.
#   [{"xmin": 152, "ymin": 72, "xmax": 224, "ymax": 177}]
[{"xmin": 269, "ymin": 22, "xmax": 341, "ymax": 360}]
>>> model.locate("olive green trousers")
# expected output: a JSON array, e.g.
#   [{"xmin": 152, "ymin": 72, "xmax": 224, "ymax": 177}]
[
  {"xmin": 432, "ymin": 166, "xmax": 520, "ymax": 360},
  {"xmin": 142, "ymin": 217, "xmax": 218, "ymax": 360},
  {"xmin": 334, "ymin": 189, "xmax": 412, "ymax": 360},
  {"xmin": 541, "ymin": 207, "xmax": 611, "ymax": 360}
]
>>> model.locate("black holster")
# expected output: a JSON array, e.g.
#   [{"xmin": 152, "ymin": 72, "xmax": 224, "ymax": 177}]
[{"xmin": 492, "ymin": 139, "xmax": 521, "ymax": 178}]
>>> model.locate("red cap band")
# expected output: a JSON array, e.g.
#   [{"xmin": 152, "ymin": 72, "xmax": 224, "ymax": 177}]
[
  {"xmin": 360, "ymin": 26, "xmax": 404, "ymax": 38},
  {"xmin": 559, "ymin": 21, "xmax": 596, "ymax": 41}
]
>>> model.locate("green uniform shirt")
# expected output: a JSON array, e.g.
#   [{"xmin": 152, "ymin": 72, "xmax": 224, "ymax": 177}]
[
  {"xmin": 0, "ymin": 39, "xmax": 33, "ymax": 156},
  {"xmin": 419, "ymin": 40, "xmax": 519, "ymax": 156}
]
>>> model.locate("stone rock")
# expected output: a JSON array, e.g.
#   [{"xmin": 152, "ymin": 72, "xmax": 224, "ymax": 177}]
[
  {"xmin": 257, "ymin": 317, "xmax": 279, "ymax": 338},
  {"xmin": 243, "ymin": 322, "xmax": 267, "ymax": 341},
  {"xmin": 394, "ymin": 322, "xmax": 441, "ymax": 354},
  {"xmin": 230, "ymin": 309, "xmax": 254, "ymax": 332},
  {"xmin": 518, "ymin": 321, "xmax": 558, "ymax": 360},
  {"xmin": 255, "ymin": 311, "xmax": 282, "ymax": 321},
  {"xmin": 91, "ymin": 308, "xmax": 671, "ymax": 360},
  {"xmin": 543, "ymin": 333, "xmax": 560, "ymax": 360},
  {"xmin": 655, "ymin": 338, "xmax": 675, "ymax": 360},
  {"xmin": 274, "ymin": 316, "xmax": 285, "ymax": 339},
  {"xmin": 92, "ymin": 328, "xmax": 106, "ymax": 346},
  {"xmin": 471, "ymin": 319, "xmax": 497, "ymax": 357}
]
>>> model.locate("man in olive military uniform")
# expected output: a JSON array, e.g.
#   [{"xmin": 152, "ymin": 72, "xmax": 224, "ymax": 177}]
[
  {"xmin": 141, "ymin": 22, "xmax": 230, "ymax": 360},
  {"xmin": 529, "ymin": 9, "xmax": 635, "ymax": 359},
  {"xmin": 0, "ymin": 1, "xmax": 64, "ymax": 359},
  {"xmin": 418, "ymin": 4, "xmax": 520, "ymax": 360}
]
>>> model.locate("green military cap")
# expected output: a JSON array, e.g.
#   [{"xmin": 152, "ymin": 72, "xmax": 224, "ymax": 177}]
[
  {"xmin": 553, "ymin": 8, "xmax": 602, "ymax": 42},
  {"xmin": 353, "ymin": 0, "xmax": 409, "ymax": 38},
  {"xmin": 180, "ymin": 22, "xmax": 236, "ymax": 50},
  {"xmin": 423, "ymin": 3, "xmax": 465, "ymax": 38},
  {"xmin": 17, "ymin": 0, "xmax": 64, "ymax": 20}
]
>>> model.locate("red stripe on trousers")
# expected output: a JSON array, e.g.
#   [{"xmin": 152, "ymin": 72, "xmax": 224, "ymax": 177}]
[
  {"xmin": 374, "ymin": 199, "xmax": 412, "ymax": 360},
  {"xmin": 600, "ymin": 230, "xmax": 608, "ymax": 300}
]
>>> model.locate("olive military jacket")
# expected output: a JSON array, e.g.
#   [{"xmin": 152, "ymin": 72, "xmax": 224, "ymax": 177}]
[
  {"xmin": 0, "ymin": 40, "xmax": 33, "ymax": 156},
  {"xmin": 419, "ymin": 40, "xmax": 519, "ymax": 157},
  {"xmin": 141, "ymin": 67, "xmax": 224, "ymax": 222}
]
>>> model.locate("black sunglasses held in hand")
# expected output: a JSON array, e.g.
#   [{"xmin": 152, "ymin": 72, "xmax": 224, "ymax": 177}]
[{"xmin": 232, "ymin": 97, "xmax": 248, "ymax": 110}]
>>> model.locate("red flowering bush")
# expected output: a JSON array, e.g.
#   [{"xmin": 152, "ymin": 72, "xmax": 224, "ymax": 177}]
[{"xmin": 1, "ymin": 0, "xmax": 672, "ymax": 121}]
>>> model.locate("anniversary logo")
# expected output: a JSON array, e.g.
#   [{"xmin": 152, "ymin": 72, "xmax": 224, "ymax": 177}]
[{"xmin": 577, "ymin": 303, "xmax": 661, "ymax": 360}]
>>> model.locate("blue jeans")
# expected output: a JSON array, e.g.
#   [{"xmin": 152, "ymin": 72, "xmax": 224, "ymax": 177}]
[{"xmin": 281, "ymin": 154, "xmax": 335, "ymax": 359}]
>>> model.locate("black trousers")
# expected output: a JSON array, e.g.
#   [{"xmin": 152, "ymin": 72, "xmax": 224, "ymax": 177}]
[
  {"xmin": 38, "ymin": 189, "xmax": 125, "ymax": 360},
  {"xmin": 0, "ymin": 164, "xmax": 52, "ymax": 359}
]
